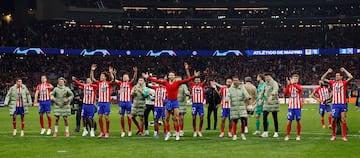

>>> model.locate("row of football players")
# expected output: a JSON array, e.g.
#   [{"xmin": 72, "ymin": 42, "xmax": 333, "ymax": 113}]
[{"xmin": 5, "ymin": 63, "xmax": 353, "ymax": 141}]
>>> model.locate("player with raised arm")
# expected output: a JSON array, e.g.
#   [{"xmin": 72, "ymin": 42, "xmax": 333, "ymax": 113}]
[
  {"xmin": 151, "ymin": 79, "xmax": 167, "ymax": 138},
  {"xmin": 72, "ymin": 76, "xmax": 98, "ymax": 137},
  {"xmin": 142, "ymin": 69, "xmax": 199, "ymax": 141},
  {"xmin": 310, "ymin": 81, "xmax": 332, "ymax": 129},
  {"xmin": 90, "ymin": 64, "xmax": 113, "ymax": 138},
  {"xmin": 215, "ymin": 79, "xmax": 233, "ymax": 138},
  {"xmin": 5, "ymin": 78, "xmax": 32, "ymax": 136},
  {"xmin": 34, "ymin": 75, "xmax": 54, "ymax": 135},
  {"xmin": 184, "ymin": 62, "xmax": 208, "ymax": 137},
  {"xmin": 112, "ymin": 67, "xmax": 137, "ymax": 137},
  {"xmin": 284, "ymin": 74, "xmax": 303, "ymax": 141},
  {"xmin": 321, "ymin": 67, "xmax": 353, "ymax": 141},
  {"xmin": 176, "ymin": 76, "xmax": 190, "ymax": 137},
  {"xmin": 226, "ymin": 76, "xmax": 251, "ymax": 141}
]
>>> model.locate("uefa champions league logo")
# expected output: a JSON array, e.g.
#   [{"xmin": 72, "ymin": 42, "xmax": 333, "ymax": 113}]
[
  {"xmin": 146, "ymin": 50, "xmax": 177, "ymax": 56},
  {"xmin": 213, "ymin": 50, "xmax": 243, "ymax": 56},
  {"xmin": 13, "ymin": 48, "xmax": 45, "ymax": 55}
]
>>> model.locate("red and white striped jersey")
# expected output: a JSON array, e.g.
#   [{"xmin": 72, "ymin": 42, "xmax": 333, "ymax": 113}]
[
  {"xmin": 329, "ymin": 80, "xmax": 348, "ymax": 104},
  {"xmin": 17, "ymin": 86, "xmax": 23, "ymax": 107},
  {"xmin": 83, "ymin": 85, "xmax": 97, "ymax": 104},
  {"xmin": 96, "ymin": 81, "xmax": 112, "ymax": 103},
  {"xmin": 220, "ymin": 86, "xmax": 231, "ymax": 108},
  {"xmin": 153, "ymin": 86, "xmax": 167, "ymax": 107},
  {"xmin": 36, "ymin": 83, "xmax": 52, "ymax": 101},
  {"xmin": 191, "ymin": 83, "xmax": 205, "ymax": 104},
  {"xmin": 313, "ymin": 86, "xmax": 330, "ymax": 104},
  {"xmin": 118, "ymin": 81, "xmax": 133, "ymax": 102},
  {"xmin": 285, "ymin": 84, "xmax": 303, "ymax": 109}
]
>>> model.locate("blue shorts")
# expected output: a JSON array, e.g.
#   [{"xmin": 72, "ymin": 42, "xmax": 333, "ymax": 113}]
[
  {"xmin": 82, "ymin": 104, "xmax": 95, "ymax": 119},
  {"xmin": 192, "ymin": 103, "xmax": 204, "ymax": 116},
  {"xmin": 319, "ymin": 104, "xmax": 331, "ymax": 115},
  {"xmin": 97, "ymin": 102, "xmax": 110, "ymax": 115},
  {"xmin": 39, "ymin": 100, "xmax": 51, "ymax": 114},
  {"xmin": 154, "ymin": 107, "xmax": 166, "ymax": 120},
  {"xmin": 287, "ymin": 109, "xmax": 302, "ymax": 121},
  {"xmin": 14, "ymin": 107, "xmax": 25, "ymax": 115},
  {"xmin": 165, "ymin": 99, "xmax": 179, "ymax": 111},
  {"xmin": 332, "ymin": 104, "xmax": 348, "ymax": 118},
  {"xmin": 119, "ymin": 101, "xmax": 132, "ymax": 115},
  {"xmin": 221, "ymin": 108, "xmax": 231, "ymax": 118}
]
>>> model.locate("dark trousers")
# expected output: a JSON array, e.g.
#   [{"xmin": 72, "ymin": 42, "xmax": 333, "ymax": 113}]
[
  {"xmin": 207, "ymin": 104, "xmax": 218, "ymax": 129},
  {"xmin": 144, "ymin": 104, "xmax": 154, "ymax": 130},
  {"xmin": 263, "ymin": 111, "xmax": 279, "ymax": 132},
  {"xmin": 75, "ymin": 105, "xmax": 82, "ymax": 131}
]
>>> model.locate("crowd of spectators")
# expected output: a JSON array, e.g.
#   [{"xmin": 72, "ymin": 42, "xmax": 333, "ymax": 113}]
[
  {"xmin": 1, "ymin": 24, "xmax": 360, "ymax": 50},
  {"xmin": 0, "ymin": 55, "xmax": 358, "ymax": 99}
]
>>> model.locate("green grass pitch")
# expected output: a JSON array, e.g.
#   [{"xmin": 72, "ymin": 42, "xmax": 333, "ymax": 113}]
[{"xmin": 0, "ymin": 103, "xmax": 359, "ymax": 158}]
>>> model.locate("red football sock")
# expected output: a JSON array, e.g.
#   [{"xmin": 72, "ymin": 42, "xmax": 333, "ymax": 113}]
[
  {"xmin": 180, "ymin": 122, "xmax": 184, "ymax": 130},
  {"xmin": 221, "ymin": 127, "xmax": 224, "ymax": 133},
  {"xmin": 296, "ymin": 122, "xmax": 301, "ymax": 136},
  {"xmin": 13, "ymin": 121, "xmax": 16, "ymax": 129},
  {"xmin": 328, "ymin": 117, "xmax": 332, "ymax": 125},
  {"xmin": 121, "ymin": 118, "xmax": 125, "ymax": 132},
  {"xmin": 228, "ymin": 127, "xmax": 232, "ymax": 133},
  {"xmin": 47, "ymin": 116, "xmax": 52, "ymax": 129},
  {"xmin": 40, "ymin": 116, "xmax": 44, "ymax": 128},
  {"xmin": 127, "ymin": 118, "xmax": 132, "ymax": 131},
  {"xmin": 232, "ymin": 122, "xmax": 237, "ymax": 135},
  {"xmin": 155, "ymin": 124, "xmax": 159, "ymax": 133},
  {"xmin": 166, "ymin": 124, "xmax": 170, "ymax": 132},
  {"xmin": 163, "ymin": 126, "xmax": 166, "ymax": 134},
  {"xmin": 99, "ymin": 119, "xmax": 104, "ymax": 133},
  {"xmin": 21, "ymin": 121, "xmax": 25, "ymax": 130},
  {"xmin": 286, "ymin": 122, "xmax": 292, "ymax": 136},
  {"xmin": 241, "ymin": 123, "xmax": 245, "ymax": 134},
  {"xmin": 321, "ymin": 117, "xmax": 324, "ymax": 126},
  {"xmin": 106, "ymin": 120, "xmax": 110, "ymax": 133},
  {"xmin": 342, "ymin": 123, "xmax": 347, "ymax": 138},
  {"xmin": 331, "ymin": 121, "xmax": 336, "ymax": 136}
]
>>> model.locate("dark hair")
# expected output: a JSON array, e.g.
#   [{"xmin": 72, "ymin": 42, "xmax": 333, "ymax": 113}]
[
  {"xmin": 232, "ymin": 76, "xmax": 239, "ymax": 79},
  {"xmin": 264, "ymin": 72, "xmax": 271, "ymax": 76},
  {"xmin": 336, "ymin": 72, "xmax": 344, "ymax": 77},
  {"xmin": 16, "ymin": 78, "xmax": 22, "ymax": 81},
  {"xmin": 258, "ymin": 73, "xmax": 265, "ymax": 80},
  {"xmin": 169, "ymin": 71, "xmax": 176, "ymax": 75},
  {"xmin": 101, "ymin": 71, "xmax": 110, "ymax": 80}
]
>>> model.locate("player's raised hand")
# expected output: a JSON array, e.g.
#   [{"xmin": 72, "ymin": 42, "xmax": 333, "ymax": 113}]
[
  {"xmin": 204, "ymin": 68, "xmax": 209, "ymax": 74},
  {"xmin": 340, "ymin": 67, "xmax": 346, "ymax": 72},
  {"xmin": 286, "ymin": 77, "xmax": 290, "ymax": 85},
  {"xmin": 327, "ymin": 68, "xmax": 333, "ymax": 73},
  {"xmin": 91, "ymin": 64, "xmax": 97, "ymax": 71},
  {"xmin": 108, "ymin": 66, "xmax": 114, "ymax": 73},
  {"xmin": 133, "ymin": 66, "xmax": 138, "ymax": 72},
  {"xmin": 194, "ymin": 71, "xmax": 200, "ymax": 77},
  {"xmin": 72, "ymin": 76, "xmax": 76, "ymax": 80},
  {"xmin": 184, "ymin": 62, "xmax": 189, "ymax": 69},
  {"xmin": 142, "ymin": 73, "xmax": 149, "ymax": 79}
]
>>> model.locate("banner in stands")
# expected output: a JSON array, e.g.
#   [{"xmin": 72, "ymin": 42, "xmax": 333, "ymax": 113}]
[{"xmin": 0, "ymin": 47, "xmax": 359, "ymax": 56}]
